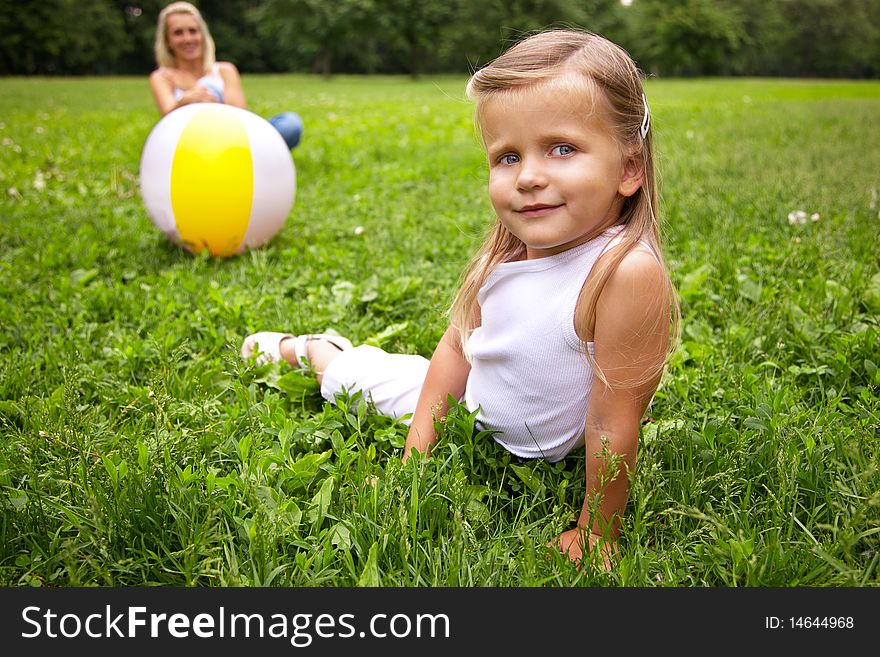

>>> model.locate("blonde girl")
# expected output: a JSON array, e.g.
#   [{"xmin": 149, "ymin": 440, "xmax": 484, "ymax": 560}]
[{"xmin": 242, "ymin": 29, "xmax": 678, "ymax": 569}]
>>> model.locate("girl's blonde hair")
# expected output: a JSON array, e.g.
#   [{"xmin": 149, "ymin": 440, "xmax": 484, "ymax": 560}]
[
  {"xmin": 452, "ymin": 29, "xmax": 680, "ymax": 385},
  {"xmin": 154, "ymin": 1, "xmax": 216, "ymax": 73}
]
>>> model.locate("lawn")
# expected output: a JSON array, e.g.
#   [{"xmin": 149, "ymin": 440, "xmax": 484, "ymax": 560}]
[{"xmin": 0, "ymin": 74, "xmax": 878, "ymax": 586}]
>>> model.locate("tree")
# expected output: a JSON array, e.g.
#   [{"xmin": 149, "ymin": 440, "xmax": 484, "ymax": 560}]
[
  {"xmin": 627, "ymin": 0, "xmax": 747, "ymax": 76},
  {"xmin": 436, "ymin": 0, "xmax": 596, "ymax": 73},
  {"xmin": 252, "ymin": 0, "xmax": 378, "ymax": 77},
  {"xmin": 197, "ymin": 0, "xmax": 284, "ymax": 73},
  {"xmin": 720, "ymin": 0, "xmax": 791, "ymax": 76},
  {"xmin": 0, "ymin": 0, "xmax": 128, "ymax": 74},
  {"xmin": 1, "ymin": 0, "xmax": 877, "ymax": 77},
  {"xmin": 778, "ymin": 0, "xmax": 880, "ymax": 77},
  {"xmin": 375, "ymin": 0, "xmax": 461, "ymax": 77},
  {"xmin": 112, "ymin": 0, "xmax": 167, "ymax": 74}
]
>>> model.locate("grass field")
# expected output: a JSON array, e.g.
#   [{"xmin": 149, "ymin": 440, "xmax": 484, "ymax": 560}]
[{"xmin": 0, "ymin": 74, "xmax": 878, "ymax": 587}]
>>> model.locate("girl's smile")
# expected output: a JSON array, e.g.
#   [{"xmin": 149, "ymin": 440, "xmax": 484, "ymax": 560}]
[
  {"xmin": 479, "ymin": 78, "xmax": 642, "ymax": 260},
  {"xmin": 516, "ymin": 203, "xmax": 564, "ymax": 218}
]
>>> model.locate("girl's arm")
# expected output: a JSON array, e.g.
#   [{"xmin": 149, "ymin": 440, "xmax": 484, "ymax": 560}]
[
  {"xmin": 556, "ymin": 247, "xmax": 670, "ymax": 569},
  {"xmin": 149, "ymin": 69, "xmax": 218, "ymax": 115},
  {"xmin": 403, "ymin": 325, "xmax": 471, "ymax": 463},
  {"xmin": 218, "ymin": 62, "xmax": 247, "ymax": 109}
]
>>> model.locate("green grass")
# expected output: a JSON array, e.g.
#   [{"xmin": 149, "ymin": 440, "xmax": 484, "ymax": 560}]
[{"xmin": 0, "ymin": 74, "xmax": 878, "ymax": 587}]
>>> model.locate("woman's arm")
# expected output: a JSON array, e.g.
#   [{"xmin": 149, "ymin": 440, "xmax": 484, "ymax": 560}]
[
  {"xmin": 403, "ymin": 325, "xmax": 472, "ymax": 463},
  {"xmin": 149, "ymin": 69, "xmax": 218, "ymax": 115},
  {"xmin": 556, "ymin": 247, "xmax": 670, "ymax": 569},
  {"xmin": 218, "ymin": 62, "xmax": 246, "ymax": 109}
]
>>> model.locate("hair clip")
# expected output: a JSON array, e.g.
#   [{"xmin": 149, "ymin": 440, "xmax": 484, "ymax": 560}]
[{"xmin": 640, "ymin": 93, "xmax": 651, "ymax": 140}]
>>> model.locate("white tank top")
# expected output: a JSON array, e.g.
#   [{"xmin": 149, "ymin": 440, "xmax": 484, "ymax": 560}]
[{"xmin": 464, "ymin": 227, "xmax": 624, "ymax": 462}]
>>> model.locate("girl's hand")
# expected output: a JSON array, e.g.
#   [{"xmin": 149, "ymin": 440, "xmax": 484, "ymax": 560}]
[
  {"xmin": 551, "ymin": 528, "xmax": 614, "ymax": 571},
  {"xmin": 401, "ymin": 326, "xmax": 471, "ymax": 465}
]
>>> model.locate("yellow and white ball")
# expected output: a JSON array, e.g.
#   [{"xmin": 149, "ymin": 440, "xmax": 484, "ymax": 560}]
[{"xmin": 140, "ymin": 103, "xmax": 295, "ymax": 257}]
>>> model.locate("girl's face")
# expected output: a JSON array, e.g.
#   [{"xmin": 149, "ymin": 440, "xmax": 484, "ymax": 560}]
[
  {"xmin": 165, "ymin": 13, "xmax": 203, "ymax": 64},
  {"xmin": 480, "ymin": 80, "xmax": 642, "ymax": 260}
]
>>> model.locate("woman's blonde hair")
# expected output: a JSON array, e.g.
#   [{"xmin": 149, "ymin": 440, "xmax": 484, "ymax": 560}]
[
  {"xmin": 451, "ymin": 29, "xmax": 680, "ymax": 384},
  {"xmin": 154, "ymin": 1, "xmax": 216, "ymax": 73}
]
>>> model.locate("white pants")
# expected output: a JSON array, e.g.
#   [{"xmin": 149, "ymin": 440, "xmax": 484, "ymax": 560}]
[{"xmin": 320, "ymin": 345, "xmax": 431, "ymax": 423}]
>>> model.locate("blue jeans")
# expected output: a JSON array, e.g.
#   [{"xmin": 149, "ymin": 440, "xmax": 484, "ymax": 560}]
[{"xmin": 268, "ymin": 111, "xmax": 303, "ymax": 149}]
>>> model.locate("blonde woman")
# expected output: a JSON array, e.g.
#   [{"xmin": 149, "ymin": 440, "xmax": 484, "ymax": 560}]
[
  {"xmin": 242, "ymin": 29, "xmax": 679, "ymax": 569},
  {"xmin": 149, "ymin": 1, "xmax": 302, "ymax": 148}
]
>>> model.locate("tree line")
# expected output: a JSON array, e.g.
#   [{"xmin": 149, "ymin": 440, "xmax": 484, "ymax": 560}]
[{"xmin": 2, "ymin": 0, "xmax": 878, "ymax": 78}]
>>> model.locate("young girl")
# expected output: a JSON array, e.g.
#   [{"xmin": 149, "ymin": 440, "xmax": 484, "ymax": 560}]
[
  {"xmin": 241, "ymin": 29, "xmax": 678, "ymax": 569},
  {"xmin": 149, "ymin": 1, "xmax": 304, "ymax": 149}
]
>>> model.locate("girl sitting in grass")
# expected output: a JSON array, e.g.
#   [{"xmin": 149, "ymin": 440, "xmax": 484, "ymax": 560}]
[{"xmin": 242, "ymin": 29, "xmax": 679, "ymax": 570}]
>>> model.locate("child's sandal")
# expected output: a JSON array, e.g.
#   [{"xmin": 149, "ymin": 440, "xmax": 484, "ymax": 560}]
[
  {"xmin": 240, "ymin": 331, "xmax": 292, "ymax": 365},
  {"xmin": 288, "ymin": 334, "xmax": 353, "ymax": 368},
  {"xmin": 241, "ymin": 332, "xmax": 352, "ymax": 367}
]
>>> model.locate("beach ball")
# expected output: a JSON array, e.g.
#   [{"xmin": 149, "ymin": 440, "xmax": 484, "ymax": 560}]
[{"xmin": 140, "ymin": 103, "xmax": 295, "ymax": 257}]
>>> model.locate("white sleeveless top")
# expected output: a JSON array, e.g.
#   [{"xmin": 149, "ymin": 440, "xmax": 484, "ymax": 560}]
[
  {"xmin": 464, "ymin": 227, "xmax": 624, "ymax": 462},
  {"xmin": 172, "ymin": 64, "xmax": 225, "ymax": 102}
]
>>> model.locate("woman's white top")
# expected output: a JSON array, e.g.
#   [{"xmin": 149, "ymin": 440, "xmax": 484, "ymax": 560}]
[
  {"xmin": 464, "ymin": 227, "xmax": 624, "ymax": 462},
  {"xmin": 172, "ymin": 64, "xmax": 225, "ymax": 102}
]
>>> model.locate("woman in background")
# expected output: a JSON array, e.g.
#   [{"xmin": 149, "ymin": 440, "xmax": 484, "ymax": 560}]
[{"xmin": 149, "ymin": 1, "xmax": 303, "ymax": 149}]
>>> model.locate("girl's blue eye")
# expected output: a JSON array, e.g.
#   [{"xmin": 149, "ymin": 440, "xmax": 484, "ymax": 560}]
[
  {"xmin": 500, "ymin": 154, "xmax": 519, "ymax": 165},
  {"xmin": 552, "ymin": 144, "xmax": 575, "ymax": 156}
]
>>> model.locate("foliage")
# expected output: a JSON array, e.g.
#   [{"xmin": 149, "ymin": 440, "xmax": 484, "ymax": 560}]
[
  {"xmin": 1, "ymin": 0, "xmax": 879, "ymax": 77},
  {"xmin": 629, "ymin": 0, "xmax": 747, "ymax": 76},
  {"xmin": 253, "ymin": 0, "xmax": 379, "ymax": 77},
  {"xmin": 0, "ymin": 0, "xmax": 129, "ymax": 74},
  {"xmin": 775, "ymin": 0, "xmax": 880, "ymax": 78},
  {"xmin": 0, "ymin": 75, "xmax": 878, "ymax": 586}
]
